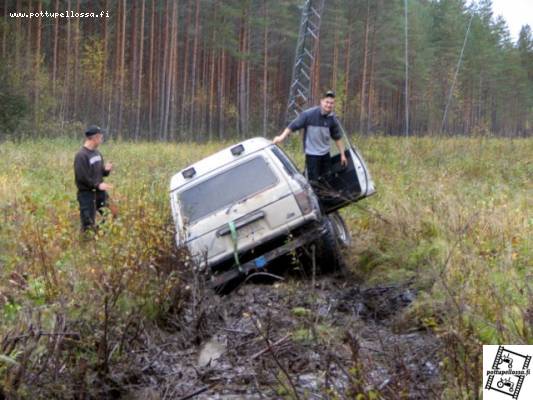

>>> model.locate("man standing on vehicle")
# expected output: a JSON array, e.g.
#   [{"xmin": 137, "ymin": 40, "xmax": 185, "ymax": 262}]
[
  {"xmin": 273, "ymin": 90, "xmax": 347, "ymax": 185},
  {"xmin": 74, "ymin": 125, "xmax": 113, "ymax": 233}
]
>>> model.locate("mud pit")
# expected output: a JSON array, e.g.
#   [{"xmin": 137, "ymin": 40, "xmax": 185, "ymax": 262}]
[{"xmin": 124, "ymin": 268, "xmax": 443, "ymax": 399}]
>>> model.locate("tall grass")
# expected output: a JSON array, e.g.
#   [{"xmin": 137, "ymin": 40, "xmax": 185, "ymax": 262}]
[
  {"xmin": 340, "ymin": 135, "xmax": 531, "ymax": 398},
  {"xmin": 0, "ymin": 136, "xmax": 531, "ymax": 398},
  {"xmin": 0, "ymin": 138, "xmax": 232, "ymax": 397}
]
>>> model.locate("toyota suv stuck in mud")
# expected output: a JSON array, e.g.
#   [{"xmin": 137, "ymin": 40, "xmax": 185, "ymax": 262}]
[{"xmin": 170, "ymin": 137, "xmax": 375, "ymax": 291}]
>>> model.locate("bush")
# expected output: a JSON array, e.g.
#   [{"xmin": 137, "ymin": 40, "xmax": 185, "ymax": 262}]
[{"xmin": 0, "ymin": 80, "xmax": 28, "ymax": 135}]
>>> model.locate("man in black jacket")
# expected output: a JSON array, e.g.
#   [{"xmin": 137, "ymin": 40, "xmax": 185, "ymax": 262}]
[{"xmin": 74, "ymin": 125, "xmax": 113, "ymax": 232}]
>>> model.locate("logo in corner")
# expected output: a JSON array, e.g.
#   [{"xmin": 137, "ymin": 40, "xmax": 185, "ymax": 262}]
[{"xmin": 484, "ymin": 345, "xmax": 532, "ymax": 399}]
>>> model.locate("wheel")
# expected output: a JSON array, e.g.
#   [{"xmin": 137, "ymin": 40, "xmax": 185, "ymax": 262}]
[
  {"xmin": 497, "ymin": 380, "xmax": 503, "ymax": 388},
  {"xmin": 328, "ymin": 211, "xmax": 351, "ymax": 248},
  {"xmin": 316, "ymin": 216, "xmax": 346, "ymax": 273}
]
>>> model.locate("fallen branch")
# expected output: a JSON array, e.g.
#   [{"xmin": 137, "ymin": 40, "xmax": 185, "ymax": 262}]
[
  {"xmin": 222, "ymin": 327, "xmax": 254, "ymax": 335},
  {"xmin": 141, "ymin": 347, "xmax": 165, "ymax": 372},
  {"xmin": 250, "ymin": 333, "xmax": 292, "ymax": 361},
  {"xmin": 8, "ymin": 332, "xmax": 80, "ymax": 341},
  {"xmin": 177, "ymin": 383, "xmax": 217, "ymax": 400},
  {"xmin": 250, "ymin": 313, "xmax": 300, "ymax": 400}
]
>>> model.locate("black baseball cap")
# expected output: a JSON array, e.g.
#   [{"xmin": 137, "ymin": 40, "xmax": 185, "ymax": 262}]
[
  {"xmin": 323, "ymin": 90, "xmax": 336, "ymax": 99},
  {"xmin": 85, "ymin": 125, "xmax": 104, "ymax": 137}
]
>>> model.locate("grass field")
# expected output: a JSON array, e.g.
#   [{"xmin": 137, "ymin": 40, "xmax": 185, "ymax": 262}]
[{"xmin": 0, "ymin": 135, "xmax": 531, "ymax": 398}]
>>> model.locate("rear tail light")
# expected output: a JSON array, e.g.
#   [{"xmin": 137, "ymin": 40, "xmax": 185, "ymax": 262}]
[{"xmin": 295, "ymin": 190, "xmax": 313, "ymax": 214}]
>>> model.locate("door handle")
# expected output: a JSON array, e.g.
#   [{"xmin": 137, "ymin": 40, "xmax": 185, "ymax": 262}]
[{"xmin": 216, "ymin": 211, "xmax": 266, "ymax": 237}]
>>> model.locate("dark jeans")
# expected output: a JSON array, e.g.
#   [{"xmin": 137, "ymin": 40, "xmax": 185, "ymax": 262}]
[
  {"xmin": 305, "ymin": 153, "xmax": 331, "ymax": 185},
  {"xmin": 77, "ymin": 191, "xmax": 108, "ymax": 232}
]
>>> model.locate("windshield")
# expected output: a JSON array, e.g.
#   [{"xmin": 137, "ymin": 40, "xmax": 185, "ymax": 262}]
[{"xmin": 179, "ymin": 156, "xmax": 278, "ymax": 223}]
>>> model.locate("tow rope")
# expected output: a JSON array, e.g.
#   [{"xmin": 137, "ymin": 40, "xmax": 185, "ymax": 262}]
[{"xmin": 228, "ymin": 221, "xmax": 242, "ymax": 272}]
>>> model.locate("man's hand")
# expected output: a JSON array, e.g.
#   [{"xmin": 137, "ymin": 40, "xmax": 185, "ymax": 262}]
[
  {"xmin": 334, "ymin": 138, "xmax": 348, "ymax": 168},
  {"xmin": 104, "ymin": 162, "xmax": 113, "ymax": 172},
  {"xmin": 98, "ymin": 182, "xmax": 113, "ymax": 191},
  {"xmin": 273, "ymin": 128, "xmax": 292, "ymax": 145},
  {"xmin": 340, "ymin": 153, "xmax": 348, "ymax": 168}
]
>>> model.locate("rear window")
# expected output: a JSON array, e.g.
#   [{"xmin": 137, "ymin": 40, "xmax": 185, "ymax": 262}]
[{"xmin": 179, "ymin": 156, "xmax": 278, "ymax": 223}]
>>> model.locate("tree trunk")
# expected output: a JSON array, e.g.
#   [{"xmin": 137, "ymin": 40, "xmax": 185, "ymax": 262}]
[
  {"xmin": 2, "ymin": 0, "xmax": 7, "ymax": 60},
  {"xmin": 135, "ymin": 0, "xmax": 145, "ymax": 140},
  {"xmin": 52, "ymin": 0, "xmax": 59, "ymax": 97},
  {"xmin": 207, "ymin": 6, "xmax": 217, "ymax": 140},
  {"xmin": 15, "ymin": 0, "xmax": 21, "ymax": 71},
  {"xmin": 72, "ymin": 0, "xmax": 80, "ymax": 120},
  {"xmin": 245, "ymin": 17, "xmax": 251, "ymax": 137},
  {"xmin": 311, "ymin": 37, "xmax": 320, "ymax": 106},
  {"xmin": 170, "ymin": 0, "xmax": 183, "ymax": 140},
  {"xmin": 359, "ymin": 0, "xmax": 370, "ymax": 134},
  {"xmin": 199, "ymin": 44, "xmax": 207, "ymax": 137},
  {"xmin": 61, "ymin": 0, "xmax": 72, "ymax": 124},
  {"xmin": 110, "ymin": 0, "xmax": 122, "ymax": 133},
  {"xmin": 167, "ymin": 1, "xmax": 179, "ymax": 140},
  {"xmin": 161, "ymin": 0, "xmax": 177, "ymax": 140},
  {"xmin": 189, "ymin": 0, "xmax": 201, "ymax": 136},
  {"xmin": 158, "ymin": 0, "xmax": 169, "ymax": 139},
  {"xmin": 343, "ymin": 24, "xmax": 352, "ymax": 119},
  {"xmin": 366, "ymin": 14, "xmax": 377, "ymax": 135},
  {"xmin": 101, "ymin": 0, "xmax": 109, "ymax": 123},
  {"xmin": 131, "ymin": 0, "xmax": 138, "ymax": 121},
  {"xmin": 218, "ymin": 47, "xmax": 226, "ymax": 140},
  {"xmin": 332, "ymin": 13, "xmax": 339, "ymax": 91},
  {"xmin": 262, "ymin": 0, "xmax": 269, "ymax": 137},
  {"xmin": 34, "ymin": 0, "xmax": 42, "ymax": 127},
  {"xmin": 26, "ymin": 0, "xmax": 31, "ymax": 72},
  {"xmin": 117, "ymin": 0, "xmax": 126, "ymax": 139},
  {"xmin": 179, "ymin": 0, "xmax": 191, "ymax": 136},
  {"xmin": 148, "ymin": 0, "xmax": 155, "ymax": 138},
  {"xmin": 237, "ymin": 7, "xmax": 248, "ymax": 137}
]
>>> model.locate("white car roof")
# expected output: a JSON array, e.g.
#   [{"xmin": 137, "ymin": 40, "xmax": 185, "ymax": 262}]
[{"xmin": 170, "ymin": 137, "xmax": 273, "ymax": 192}]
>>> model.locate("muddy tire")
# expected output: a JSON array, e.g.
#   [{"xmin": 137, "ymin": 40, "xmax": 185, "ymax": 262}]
[
  {"xmin": 316, "ymin": 216, "xmax": 346, "ymax": 273},
  {"xmin": 328, "ymin": 211, "xmax": 351, "ymax": 248}
]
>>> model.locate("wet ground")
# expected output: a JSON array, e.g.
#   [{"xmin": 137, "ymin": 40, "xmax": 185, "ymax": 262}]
[{"xmin": 124, "ymin": 268, "xmax": 443, "ymax": 399}]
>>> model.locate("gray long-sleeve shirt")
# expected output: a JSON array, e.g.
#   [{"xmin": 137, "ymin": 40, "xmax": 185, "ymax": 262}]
[
  {"xmin": 287, "ymin": 106, "xmax": 342, "ymax": 156},
  {"xmin": 74, "ymin": 146, "xmax": 109, "ymax": 192}
]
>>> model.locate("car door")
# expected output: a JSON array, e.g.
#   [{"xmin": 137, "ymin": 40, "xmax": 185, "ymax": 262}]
[{"xmin": 314, "ymin": 145, "xmax": 376, "ymax": 214}]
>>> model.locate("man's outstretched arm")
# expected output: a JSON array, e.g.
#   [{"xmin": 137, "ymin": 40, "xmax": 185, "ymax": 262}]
[
  {"xmin": 273, "ymin": 127, "xmax": 292, "ymax": 145},
  {"xmin": 273, "ymin": 111, "xmax": 307, "ymax": 145}
]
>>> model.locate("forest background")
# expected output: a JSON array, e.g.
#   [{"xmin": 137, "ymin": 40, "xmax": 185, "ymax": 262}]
[{"xmin": 0, "ymin": 0, "xmax": 532, "ymax": 140}]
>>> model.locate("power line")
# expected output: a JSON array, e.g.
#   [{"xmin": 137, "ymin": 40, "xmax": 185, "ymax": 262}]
[{"xmin": 441, "ymin": 12, "xmax": 474, "ymax": 133}]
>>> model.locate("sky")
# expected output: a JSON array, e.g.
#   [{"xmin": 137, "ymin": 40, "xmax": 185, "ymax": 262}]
[{"xmin": 490, "ymin": 0, "xmax": 533, "ymax": 41}]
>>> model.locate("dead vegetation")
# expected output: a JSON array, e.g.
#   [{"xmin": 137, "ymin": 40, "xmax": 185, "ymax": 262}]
[
  {"xmin": 1, "ymin": 137, "xmax": 531, "ymax": 399},
  {"xmin": 0, "ymin": 244, "xmax": 444, "ymax": 399}
]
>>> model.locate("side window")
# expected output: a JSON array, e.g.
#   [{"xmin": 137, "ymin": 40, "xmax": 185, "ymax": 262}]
[{"xmin": 271, "ymin": 147, "xmax": 300, "ymax": 177}]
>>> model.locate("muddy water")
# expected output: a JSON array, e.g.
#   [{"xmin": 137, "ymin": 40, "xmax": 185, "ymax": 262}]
[{"xmin": 128, "ymin": 273, "xmax": 443, "ymax": 399}]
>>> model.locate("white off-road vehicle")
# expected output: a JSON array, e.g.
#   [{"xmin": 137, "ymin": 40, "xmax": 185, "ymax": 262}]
[{"xmin": 170, "ymin": 137, "xmax": 375, "ymax": 290}]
